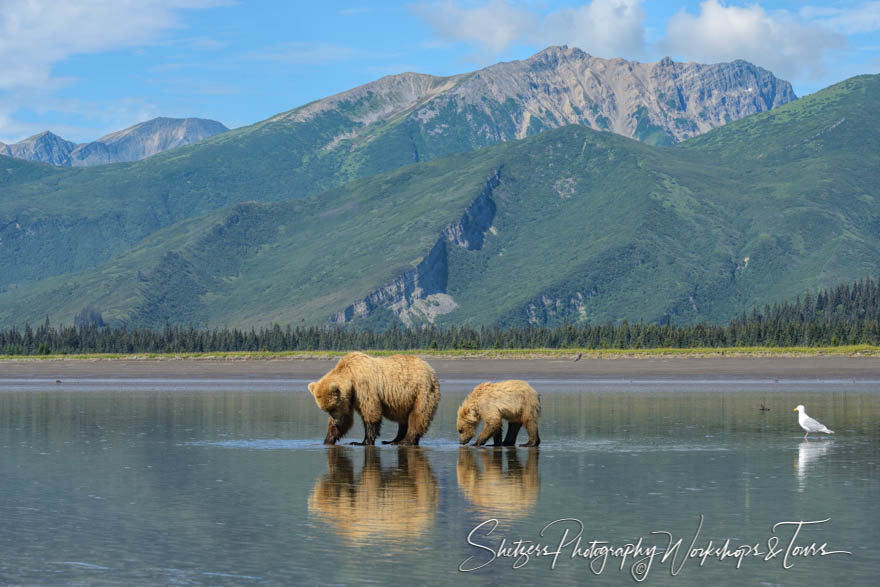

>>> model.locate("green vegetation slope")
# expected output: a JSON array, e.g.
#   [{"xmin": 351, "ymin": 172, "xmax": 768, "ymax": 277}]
[
  {"xmin": 0, "ymin": 75, "xmax": 876, "ymax": 329},
  {"xmin": 0, "ymin": 49, "xmax": 793, "ymax": 289}
]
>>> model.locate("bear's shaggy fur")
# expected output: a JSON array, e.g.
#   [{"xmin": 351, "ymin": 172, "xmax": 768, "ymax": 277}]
[
  {"xmin": 308, "ymin": 352, "xmax": 440, "ymax": 445},
  {"xmin": 457, "ymin": 380, "xmax": 541, "ymax": 447}
]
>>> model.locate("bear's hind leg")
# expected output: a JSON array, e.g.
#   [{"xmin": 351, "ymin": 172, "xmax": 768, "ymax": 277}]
[
  {"xmin": 382, "ymin": 422, "xmax": 408, "ymax": 445},
  {"xmin": 401, "ymin": 385, "xmax": 440, "ymax": 446},
  {"xmin": 502, "ymin": 422, "xmax": 521, "ymax": 446},
  {"xmin": 349, "ymin": 419, "xmax": 381, "ymax": 446},
  {"xmin": 520, "ymin": 418, "xmax": 540, "ymax": 447}
]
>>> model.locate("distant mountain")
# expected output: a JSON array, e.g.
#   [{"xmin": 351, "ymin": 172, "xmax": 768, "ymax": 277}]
[
  {"xmin": 0, "ymin": 131, "xmax": 77, "ymax": 165},
  {"xmin": 0, "ymin": 117, "xmax": 228, "ymax": 167},
  {"xmin": 0, "ymin": 74, "xmax": 875, "ymax": 330},
  {"xmin": 68, "ymin": 117, "xmax": 229, "ymax": 166}
]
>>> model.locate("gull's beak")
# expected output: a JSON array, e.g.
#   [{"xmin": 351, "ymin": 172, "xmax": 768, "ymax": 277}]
[{"xmin": 793, "ymin": 408, "xmax": 797, "ymax": 412}]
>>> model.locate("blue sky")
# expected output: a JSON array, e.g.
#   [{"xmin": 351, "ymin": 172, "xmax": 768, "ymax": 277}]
[{"xmin": 1, "ymin": 0, "xmax": 878, "ymax": 143}]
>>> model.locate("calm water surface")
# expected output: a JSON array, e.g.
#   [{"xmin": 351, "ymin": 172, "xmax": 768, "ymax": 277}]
[{"xmin": 1, "ymin": 378, "xmax": 878, "ymax": 585}]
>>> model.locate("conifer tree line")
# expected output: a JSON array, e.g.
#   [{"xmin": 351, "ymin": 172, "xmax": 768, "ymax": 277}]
[{"xmin": 2, "ymin": 278, "xmax": 879, "ymax": 355}]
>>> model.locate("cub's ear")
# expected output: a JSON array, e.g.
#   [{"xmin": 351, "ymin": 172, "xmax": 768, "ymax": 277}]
[
  {"xmin": 308, "ymin": 382, "xmax": 316, "ymax": 396},
  {"xmin": 329, "ymin": 382, "xmax": 340, "ymax": 397}
]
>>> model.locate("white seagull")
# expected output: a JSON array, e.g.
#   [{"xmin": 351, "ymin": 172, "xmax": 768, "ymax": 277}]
[{"xmin": 793, "ymin": 405, "xmax": 834, "ymax": 440}]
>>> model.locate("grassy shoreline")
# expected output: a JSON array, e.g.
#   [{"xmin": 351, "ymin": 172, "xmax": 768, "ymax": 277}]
[{"xmin": 1, "ymin": 345, "xmax": 879, "ymax": 361}]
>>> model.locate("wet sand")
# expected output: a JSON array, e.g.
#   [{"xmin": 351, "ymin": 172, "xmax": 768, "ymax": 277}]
[{"xmin": 1, "ymin": 355, "xmax": 879, "ymax": 382}]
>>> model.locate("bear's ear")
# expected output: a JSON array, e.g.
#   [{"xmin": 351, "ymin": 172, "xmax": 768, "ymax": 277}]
[
  {"xmin": 329, "ymin": 382, "xmax": 340, "ymax": 397},
  {"xmin": 308, "ymin": 382, "xmax": 316, "ymax": 396}
]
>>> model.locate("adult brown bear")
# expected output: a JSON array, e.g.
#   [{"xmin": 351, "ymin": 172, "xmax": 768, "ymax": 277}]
[{"xmin": 308, "ymin": 352, "xmax": 440, "ymax": 445}]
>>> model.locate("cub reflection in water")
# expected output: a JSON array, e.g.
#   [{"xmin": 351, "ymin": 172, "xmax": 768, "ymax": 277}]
[
  {"xmin": 457, "ymin": 448, "xmax": 540, "ymax": 518},
  {"xmin": 308, "ymin": 447, "xmax": 438, "ymax": 543}
]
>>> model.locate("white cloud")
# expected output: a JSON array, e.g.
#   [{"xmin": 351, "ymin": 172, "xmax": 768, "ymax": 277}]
[
  {"xmin": 411, "ymin": 0, "xmax": 533, "ymax": 53},
  {"xmin": 0, "ymin": 0, "xmax": 227, "ymax": 91},
  {"xmin": 412, "ymin": 0, "xmax": 645, "ymax": 57},
  {"xmin": 412, "ymin": 1, "xmax": 865, "ymax": 88},
  {"xmin": 538, "ymin": 1, "xmax": 645, "ymax": 58},
  {"xmin": 0, "ymin": 0, "xmax": 227, "ymax": 141},
  {"xmin": 801, "ymin": 1, "xmax": 880, "ymax": 35},
  {"xmin": 661, "ymin": 0, "xmax": 845, "ymax": 81}
]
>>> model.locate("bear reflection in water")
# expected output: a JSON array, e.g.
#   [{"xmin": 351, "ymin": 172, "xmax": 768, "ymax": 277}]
[
  {"xmin": 457, "ymin": 448, "xmax": 540, "ymax": 518},
  {"xmin": 308, "ymin": 447, "xmax": 438, "ymax": 543}
]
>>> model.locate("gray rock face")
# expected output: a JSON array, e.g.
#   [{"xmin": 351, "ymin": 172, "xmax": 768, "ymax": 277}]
[
  {"xmin": 0, "ymin": 118, "xmax": 228, "ymax": 167},
  {"xmin": 331, "ymin": 169, "xmax": 502, "ymax": 327},
  {"xmin": 0, "ymin": 131, "xmax": 77, "ymax": 165},
  {"xmin": 69, "ymin": 117, "xmax": 229, "ymax": 166},
  {"xmin": 279, "ymin": 45, "xmax": 796, "ymax": 146}
]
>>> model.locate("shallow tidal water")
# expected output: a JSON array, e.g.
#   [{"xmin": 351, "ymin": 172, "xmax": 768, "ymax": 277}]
[{"xmin": 0, "ymin": 378, "xmax": 878, "ymax": 585}]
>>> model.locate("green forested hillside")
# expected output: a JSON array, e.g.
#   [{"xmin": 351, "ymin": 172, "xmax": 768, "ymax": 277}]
[
  {"xmin": 0, "ymin": 94, "xmax": 510, "ymax": 288},
  {"xmin": 0, "ymin": 51, "xmax": 794, "ymax": 289},
  {"xmin": 0, "ymin": 75, "xmax": 878, "ymax": 329}
]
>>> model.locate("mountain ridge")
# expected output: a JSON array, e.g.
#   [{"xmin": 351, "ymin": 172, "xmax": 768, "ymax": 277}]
[
  {"xmin": 0, "ymin": 73, "xmax": 875, "ymax": 330},
  {"xmin": 0, "ymin": 47, "xmax": 798, "ymax": 292},
  {"xmin": 0, "ymin": 117, "xmax": 228, "ymax": 167},
  {"xmin": 268, "ymin": 45, "xmax": 796, "ymax": 146}
]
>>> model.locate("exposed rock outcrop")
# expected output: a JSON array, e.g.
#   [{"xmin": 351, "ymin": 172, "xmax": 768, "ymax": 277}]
[
  {"xmin": 0, "ymin": 131, "xmax": 77, "ymax": 165},
  {"xmin": 330, "ymin": 169, "xmax": 502, "ymax": 326},
  {"xmin": 276, "ymin": 45, "xmax": 796, "ymax": 148}
]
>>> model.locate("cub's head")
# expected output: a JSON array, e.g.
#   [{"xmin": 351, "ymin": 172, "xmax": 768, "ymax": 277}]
[
  {"xmin": 456, "ymin": 403, "xmax": 479, "ymax": 445},
  {"xmin": 308, "ymin": 378, "xmax": 353, "ymax": 425}
]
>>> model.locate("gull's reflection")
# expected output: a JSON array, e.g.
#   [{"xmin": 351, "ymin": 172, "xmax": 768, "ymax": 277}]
[
  {"xmin": 796, "ymin": 440, "xmax": 831, "ymax": 492},
  {"xmin": 457, "ymin": 448, "xmax": 540, "ymax": 518},
  {"xmin": 308, "ymin": 447, "xmax": 437, "ymax": 543}
]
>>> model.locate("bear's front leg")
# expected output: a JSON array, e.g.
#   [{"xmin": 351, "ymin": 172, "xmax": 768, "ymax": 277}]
[
  {"xmin": 349, "ymin": 419, "xmax": 381, "ymax": 446},
  {"xmin": 324, "ymin": 413, "xmax": 353, "ymax": 445},
  {"xmin": 473, "ymin": 416, "xmax": 502, "ymax": 447},
  {"xmin": 323, "ymin": 422, "xmax": 341, "ymax": 445}
]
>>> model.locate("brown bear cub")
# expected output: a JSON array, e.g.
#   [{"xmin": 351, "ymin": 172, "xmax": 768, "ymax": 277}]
[
  {"xmin": 457, "ymin": 380, "xmax": 541, "ymax": 447},
  {"xmin": 308, "ymin": 352, "xmax": 440, "ymax": 446}
]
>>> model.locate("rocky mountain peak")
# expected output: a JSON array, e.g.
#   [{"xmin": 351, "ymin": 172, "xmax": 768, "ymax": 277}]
[
  {"xmin": 276, "ymin": 46, "xmax": 796, "ymax": 149},
  {"xmin": 0, "ymin": 130, "xmax": 77, "ymax": 165},
  {"xmin": 527, "ymin": 45, "xmax": 590, "ymax": 67},
  {"xmin": 69, "ymin": 117, "xmax": 229, "ymax": 166}
]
